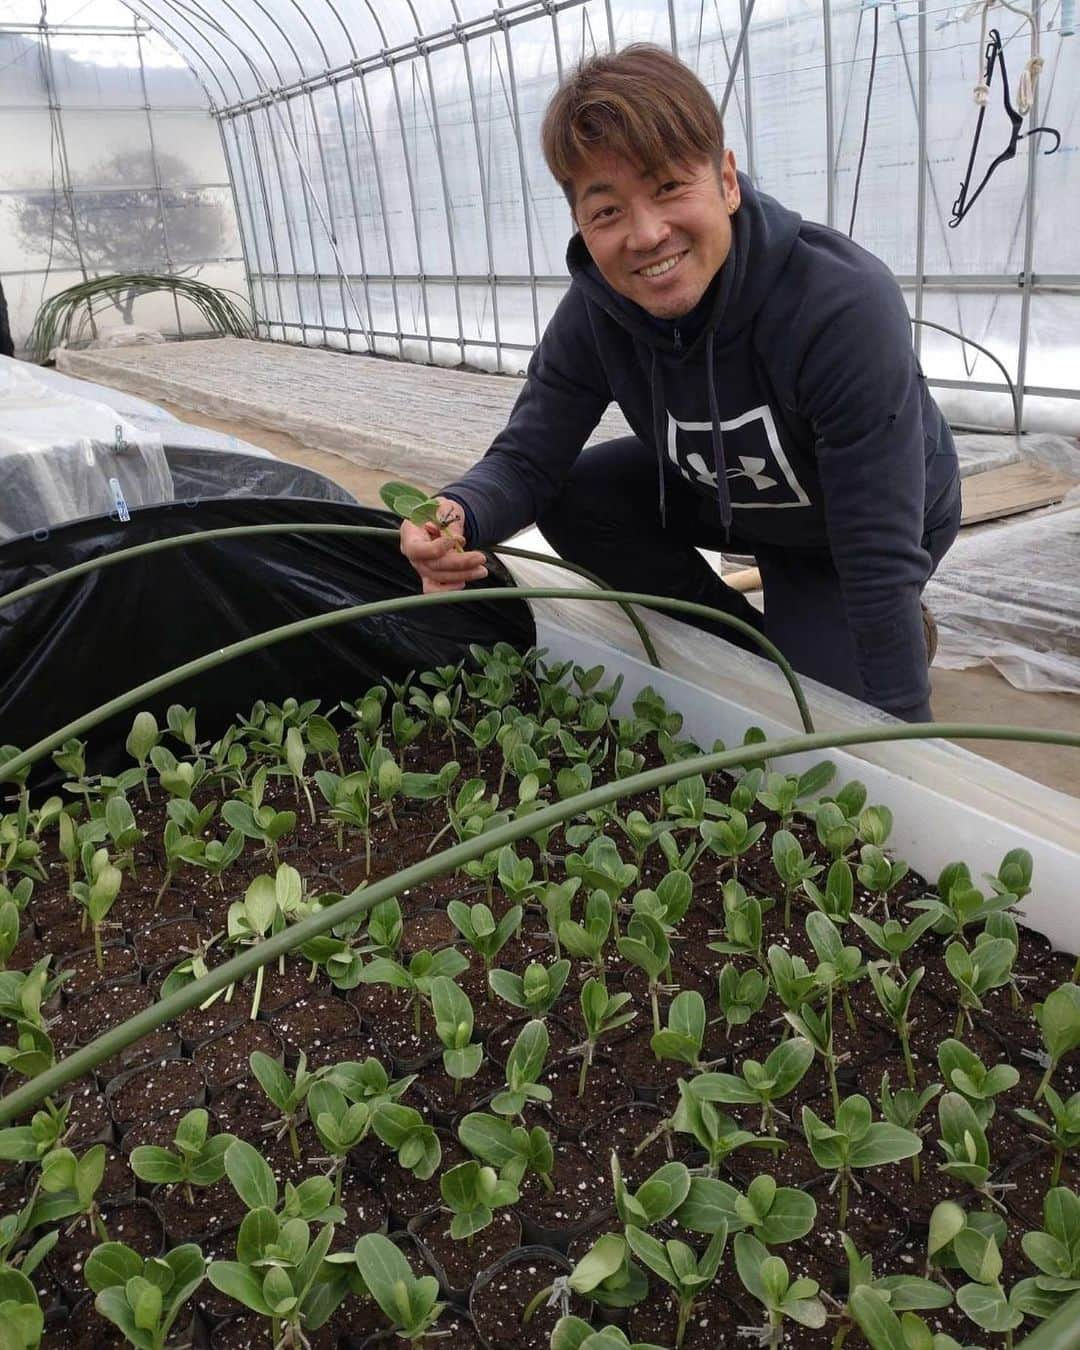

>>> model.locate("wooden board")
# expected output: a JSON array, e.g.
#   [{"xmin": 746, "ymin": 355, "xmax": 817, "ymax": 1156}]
[{"xmin": 960, "ymin": 460, "xmax": 1076, "ymax": 526}]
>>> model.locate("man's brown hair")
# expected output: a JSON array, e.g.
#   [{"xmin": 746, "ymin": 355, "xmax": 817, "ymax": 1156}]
[{"xmin": 541, "ymin": 45, "xmax": 726, "ymax": 209}]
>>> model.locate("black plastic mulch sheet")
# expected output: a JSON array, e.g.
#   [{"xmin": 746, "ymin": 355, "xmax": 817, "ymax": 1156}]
[{"xmin": 0, "ymin": 497, "xmax": 534, "ymax": 786}]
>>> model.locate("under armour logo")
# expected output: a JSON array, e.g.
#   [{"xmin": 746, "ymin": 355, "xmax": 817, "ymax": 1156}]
[
  {"xmin": 666, "ymin": 407, "xmax": 810, "ymax": 510},
  {"xmin": 682, "ymin": 452, "xmax": 779, "ymax": 493}
]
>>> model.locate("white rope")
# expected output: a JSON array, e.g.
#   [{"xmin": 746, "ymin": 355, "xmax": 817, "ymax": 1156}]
[{"xmin": 963, "ymin": 0, "xmax": 1044, "ymax": 113}]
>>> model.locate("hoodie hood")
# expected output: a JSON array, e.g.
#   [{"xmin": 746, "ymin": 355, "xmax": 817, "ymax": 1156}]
[{"xmin": 565, "ymin": 174, "xmax": 802, "ymax": 526}]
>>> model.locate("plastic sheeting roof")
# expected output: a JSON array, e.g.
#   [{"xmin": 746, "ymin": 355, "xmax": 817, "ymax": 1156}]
[{"xmin": 117, "ymin": 0, "xmax": 572, "ymax": 108}]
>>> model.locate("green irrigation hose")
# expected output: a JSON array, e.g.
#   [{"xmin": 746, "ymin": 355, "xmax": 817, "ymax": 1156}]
[
  {"xmin": 0, "ymin": 524, "xmax": 661, "ymax": 672},
  {"xmin": 0, "ymin": 588, "xmax": 813, "ymax": 790},
  {"xmin": 1, "ymin": 718, "xmax": 1077, "ymax": 1125}
]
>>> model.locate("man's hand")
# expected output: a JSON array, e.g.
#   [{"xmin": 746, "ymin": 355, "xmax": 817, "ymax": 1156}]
[{"xmin": 399, "ymin": 496, "xmax": 489, "ymax": 594}]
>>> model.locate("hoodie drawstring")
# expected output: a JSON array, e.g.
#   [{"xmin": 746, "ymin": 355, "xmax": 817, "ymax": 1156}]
[
  {"xmin": 706, "ymin": 330, "xmax": 734, "ymax": 530},
  {"xmin": 649, "ymin": 350, "xmax": 668, "ymax": 529}
]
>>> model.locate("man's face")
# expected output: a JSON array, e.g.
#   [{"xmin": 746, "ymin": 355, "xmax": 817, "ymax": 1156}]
[{"xmin": 571, "ymin": 149, "xmax": 740, "ymax": 320}]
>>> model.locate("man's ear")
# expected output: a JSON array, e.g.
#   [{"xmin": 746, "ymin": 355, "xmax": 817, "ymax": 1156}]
[{"xmin": 720, "ymin": 147, "xmax": 741, "ymax": 214}]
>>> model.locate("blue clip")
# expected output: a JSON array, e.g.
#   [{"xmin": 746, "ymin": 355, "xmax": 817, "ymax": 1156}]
[{"xmin": 109, "ymin": 477, "xmax": 131, "ymax": 523}]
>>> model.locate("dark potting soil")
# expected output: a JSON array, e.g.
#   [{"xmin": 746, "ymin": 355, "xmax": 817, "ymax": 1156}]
[
  {"xmin": 154, "ymin": 1175, "xmax": 248, "ymax": 1244},
  {"xmin": 108, "ymin": 1058, "xmax": 206, "ymax": 1128},
  {"xmin": 268, "ymin": 993, "xmax": 360, "ymax": 1058},
  {"xmin": 541, "ymin": 1056, "xmax": 634, "ymax": 1136},
  {"xmin": 413, "ymin": 1205, "xmax": 522, "ymax": 1290},
  {"xmin": 513, "ymin": 1143, "xmax": 608, "ymax": 1231},
  {"xmin": 59, "ymin": 944, "xmax": 139, "ymax": 998},
  {"xmin": 193, "ymin": 1019, "xmax": 284, "ymax": 1091},
  {"xmin": 96, "ymin": 1026, "xmax": 181, "ymax": 1084},
  {"xmin": 470, "ymin": 1253, "xmax": 587, "ymax": 1350},
  {"xmin": 47, "ymin": 1200, "xmax": 163, "ymax": 1294},
  {"xmin": 11, "ymin": 694, "xmax": 1080, "ymax": 1349}
]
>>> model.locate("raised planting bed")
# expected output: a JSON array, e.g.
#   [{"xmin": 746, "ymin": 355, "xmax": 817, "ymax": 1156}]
[{"xmin": 0, "ymin": 643, "xmax": 1078, "ymax": 1350}]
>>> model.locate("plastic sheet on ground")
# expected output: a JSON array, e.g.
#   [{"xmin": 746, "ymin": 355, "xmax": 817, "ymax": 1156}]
[
  {"xmin": 926, "ymin": 498, "xmax": 1080, "ymax": 694},
  {"xmin": 0, "ymin": 355, "xmax": 172, "ymax": 540}
]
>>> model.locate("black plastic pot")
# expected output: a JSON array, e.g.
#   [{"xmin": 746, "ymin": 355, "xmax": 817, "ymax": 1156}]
[
  {"xmin": 58, "ymin": 941, "xmax": 141, "ymax": 1003},
  {"xmin": 105, "ymin": 1057, "xmax": 207, "ymax": 1131},
  {"xmin": 469, "ymin": 1244, "xmax": 590, "ymax": 1350},
  {"xmin": 409, "ymin": 1205, "xmax": 524, "ymax": 1306},
  {"xmin": 93, "ymin": 1026, "xmax": 183, "ymax": 1091},
  {"xmin": 350, "ymin": 1307, "xmax": 482, "ymax": 1349},
  {"xmin": 191, "ymin": 1018, "xmax": 285, "ymax": 1094}
]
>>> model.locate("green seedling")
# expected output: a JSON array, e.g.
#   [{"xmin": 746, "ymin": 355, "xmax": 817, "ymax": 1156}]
[
  {"xmin": 803, "ymin": 857, "xmax": 854, "ymax": 925},
  {"xmin": 148, "ymin": 746, "xmax": 207, "ymax": 801},
  {"xmin": 370, "ymin": 1102, "xmax": 442, "ymax": 1181},
  {"xmin": 559, "ymin": 890, "xmax": 615, "ymax": 977},
  {"xmin": 630, "ymin": 868, "xmax": 693, "ymax": 939},
  {"xmin": 716, "ymin": 964, "xmax": 769, "ymax": 1036},
  {"xmin": 847, "ymin": 1286, "xmax": 964, "ymax": 1350},
  {"xmin": 866, "ymin": 961, "xmax": 924, "ymax": 1089},
  {"xmin": 625, "ymin": 1227, "xmax": 727, "ymax": 1349},
  {"xmin": 565, "ymin": 836, "xmax": 638, "ymax": 905},
  {"xmin": 878, "ymin": 1073, "xmax": 942, "ymax": 1186},
  {"xmin": 852, "ymin": 909, "xmax": 937, "ymax": 976},
  {"xmin": 946, "ymin": 1221, "xmax": 1024, "ymax": 1340},
  {"xmin": 805, "ymin": 908, "xmax": 864, "ymax": 1033},
  {"xmin": 908, "ymin": 861, "xmax": 1017, "ymax": 946},
  {"xmin": 756, "ymin": 761, "xmax": 836, "ymax": 827},
  {"xmin": 784, "ymin": 997, "xmax": 845, "ymax": 1118},
  {"xmin": 550, "ymin": 1317, "xmax": 664, "ymax": 1350},
  {"xmin": 935, "ymin": 1092, "xmax": 1009, "ymax": 1211},
  {"xmin": 429, "ymin": 976, "xmax": 483, "ymax": 1094},
  {"xmin": 699, "ymin": 808, "xmax": 766, "ymax": 882},
  {"xmin": 618, "ymin": 910, "xmax": 672, "ymax": 1034},
  {"xmin": 84, "ymin": 1241, "xmax": 206, "ymax": 1350},
  {"xmin": 356, "ymin": 946, "xmax": 468, "ymax": 1036},
  {"xmin": 32, "ymin": 1143, "xmax": 108, "ymax": 1240},
  {"xmin": 709, "ymin": 882, "xmax": 766, "ymax": 968},
  {"xmin": 314, "ymin": 768, "xmax": 373, "ymax": 867},
  {"xmin": 490, "ymin": 1018, "xmax": 551, "ymax": 1118},
  {"xmin": 328, "ymin": 1231, "xmax": 442, "ymax": 1347},
  {"xmin": 831, "ymin": 1229, "xmax": 950, "ymax": 1350},
  {"xmin": 690, "ymin": 1036, "xmax": 815, "ymax": 1136},
  {"xmin": 221, "ymin": 767, "xmax": 296, "ymax": 865},
  {"xmin": 129, "ymin": 1108, "xmax": 235, "ymax": 1205},
  {"xmin": 770, "ymin": 828, "xmax": 823, "ymax": 929},
  {"xmin": 612, "ymin": 1153, "xmax": 691, "ymax": 1229},
  {"xmin": 488, "ymin": 959, "xmax": 570, "ymax": 1018},
  {"xmin": 439, "ymin": 1160, "xmax": 518, "ymax": 1242},
  {"xmin": 535, "ymin": 877, "xmax": 580, "ymax": 959},
  {"xmin": 1016, "ymin": 1085, "xmax": 1080, "ymax": 1187},
  {"xmin": 856, "ymin": 843, "xmax": 910, "ymax": 918},
  {"xmin": 945, "ymin": 935, "xmax": 1017, "ymax": 1036},
  {"xmin": 814, "ymin": 801, "xmax": 858, "ymax": 861},
  {"xmin": 249, "ymin": 1048, "xmax": 325, "ymax": 1161},
  {"xmin": 575, "ymin": 977, "xmax": 637, "ymax": 1097},
  {"xmin": 71, "ymin": 844, "xmax": 122, "ymax": 971},
  {"xmin": 801, "ymin": 1094, "xmax": 922, "ymax": 1228},
  {"xmin": 767, "ymin": 943, "xmax": 821, "ymax": 1017},
  {"xmin": 651, "ymin": 990, "xmax": 708, "ymax": 1070},
  {"xmin": 525, "ymin": 1234, "xmax": 647, "ymax": 1325},
  {"xmin": 1011, "ymin": 1185, "xmax": 1080, "ymax": 1321},
  {"xmin": 0, "ymin": 1096, "xmax": 69, "ymax": 1168},
  {"xmin": 103, "ymin": 794, "xmax": 144, "ymax": 878},
  {"xmin": 1034, "ymin": 981, "xmax": 1080, "ymax": 1100},
  {"xmin": 986, "ymin": 847, "xmax": 1033, "ymax": 903},
  {"xmin": 936, "ymin": 1038, "xmax": 1018, "ymax": 1127},
  {"xmin": 209, "ymin": 1192, "xmax": 345, "ymax": 1349},
  {"xmin": 734, "ymin": 1233, "xmax": 827, "ymax": 1348},
  {"xmin": 0, "ymin": 1266, "xmax": 44, "ymax": 1350},
  {"xmin": 675, "ymin": 1172, "xmax": 816, "ymax": 1246},
  {"xmin": 458, "ymin": 1112, "xmax": 555, "ymax": 1192},
  {"xmin": 446, "ymin": 900, "xmax": 521, "ymax": 977}
]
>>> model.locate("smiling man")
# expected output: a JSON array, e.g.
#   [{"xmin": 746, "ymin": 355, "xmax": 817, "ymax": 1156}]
[{"xmin": 399, "ymin": 45, "xmax": 961, "ymax": 721}]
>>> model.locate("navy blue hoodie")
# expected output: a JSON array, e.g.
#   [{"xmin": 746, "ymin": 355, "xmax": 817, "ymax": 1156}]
[{"xmin": 441, "ymin": 174, "xmax": 960, "ymax": 719}]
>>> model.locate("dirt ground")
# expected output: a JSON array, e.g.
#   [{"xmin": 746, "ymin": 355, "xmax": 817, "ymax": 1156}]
[{"xmin": 159, "ymin": 401, "xmax": 1079, "ymax": 799}]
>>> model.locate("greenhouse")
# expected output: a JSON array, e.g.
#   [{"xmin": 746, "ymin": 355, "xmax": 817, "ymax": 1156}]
[{"xmin": 1, "ymin": 1, "xmax": 1079, "ymax": 1348}]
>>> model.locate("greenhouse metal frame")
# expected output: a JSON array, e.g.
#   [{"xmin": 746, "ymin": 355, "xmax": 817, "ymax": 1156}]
[{"xmin": 2, "ymin": 0, "xmax": 1077, "ymax": 428}]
